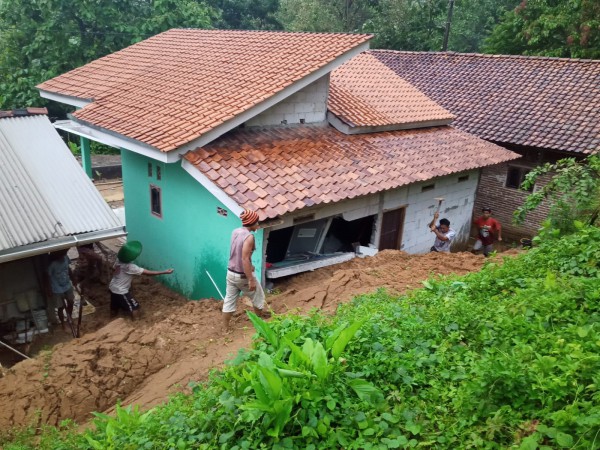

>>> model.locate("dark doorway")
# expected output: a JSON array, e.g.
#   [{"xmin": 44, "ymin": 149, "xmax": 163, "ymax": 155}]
[{"xmin": 379, "ymin": 208, "xmax": 405, "ymax": 250}]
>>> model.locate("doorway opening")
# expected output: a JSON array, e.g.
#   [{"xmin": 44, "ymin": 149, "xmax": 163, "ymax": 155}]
[{"xmin": 265, "ymin": 215, "xmax": 375, "ymax": 278}]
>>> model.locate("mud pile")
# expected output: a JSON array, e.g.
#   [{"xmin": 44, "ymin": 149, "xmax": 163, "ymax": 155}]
[{"xmin": 0, "ymin": 250, "xmax": 501, "ymax": 430}]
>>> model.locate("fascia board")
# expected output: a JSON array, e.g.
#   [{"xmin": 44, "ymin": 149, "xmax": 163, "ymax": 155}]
[
  {"xmin": 181, "ymin": 159, "xmax": 244, "ymax": 216},
  {"xmin": 0, "ymin": 227, "xmax": 126, "ymax": 264},
  {"xmin": 38, "ymin": 90, "xmax": 92, "ymax": 108},
  {"xmin": 53, "ymin": 120, "xmax": 170, "ymax": 163},
  {"xmin": 327, "ymin": 111, "xmax": 453, "ymax": 135}
]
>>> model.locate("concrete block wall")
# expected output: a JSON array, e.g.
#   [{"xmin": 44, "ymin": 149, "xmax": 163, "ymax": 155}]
[
  {"xmin": 246, "ymin": 75, "xmax": 329, "ymax": 127},
  {"xmin": 473, "ymin": 162, "xmax": 553, "ymax": 240},
  {"xmin": 270, "ymin": 170, "xmax": 480, "ymax": 255},
  {"xmin": 398, "ymin": 170, "xmax": 479, "ymax": 254}
]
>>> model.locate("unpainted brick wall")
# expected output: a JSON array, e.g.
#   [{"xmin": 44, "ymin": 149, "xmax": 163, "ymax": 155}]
[{"xmin": 473, "ymin": 162, "xmax": 553, "ymax": 240}]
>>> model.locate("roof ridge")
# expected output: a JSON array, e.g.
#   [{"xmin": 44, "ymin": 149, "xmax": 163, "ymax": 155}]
[
  {"xmin": 369, "ymin": 49, "xmax": 600, "ymax": 64},
  {"xmin": 165, "ymin": 28, "xmax": 374, "ymax": 39}
]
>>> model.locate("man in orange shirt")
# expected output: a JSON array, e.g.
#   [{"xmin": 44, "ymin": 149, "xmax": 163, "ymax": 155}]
[{"xmin": 472, "ymin": 207, "xmax": 502, "ymax": 256}]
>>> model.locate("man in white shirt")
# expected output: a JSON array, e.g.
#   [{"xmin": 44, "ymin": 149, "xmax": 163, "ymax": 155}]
[
  {"xmin": 109, "ymin": 241, "xmax": 174, "ymax": 320},
  {"xmin": 428, "ymin": 212, "xmax": 456, "ymax": 253}
]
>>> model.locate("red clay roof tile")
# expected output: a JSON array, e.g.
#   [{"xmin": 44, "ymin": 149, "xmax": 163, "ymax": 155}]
[
  {"xmin": 329, "ymin": 53, "xmax": 454, "ymax": 129},
  {"xmin": 185, "ymin": 124, "xmax": 518, "ymax": 220},
  {"xmin": 373, "ymin": 50, "xmax": 600, "ymax": 154},
  {"xmin": 38, "ymin": 29, "xmax": 371, "ymax": 153}
]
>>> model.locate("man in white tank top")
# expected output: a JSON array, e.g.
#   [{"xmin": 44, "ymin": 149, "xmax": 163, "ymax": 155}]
[{"xmin": 223, "ymin": 209, "xmax": 268, "ymax": 332}]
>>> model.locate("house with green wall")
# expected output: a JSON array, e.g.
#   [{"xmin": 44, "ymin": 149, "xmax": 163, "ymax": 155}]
[{"xmin": 37, "ymin": 30, "xmax": 518, "ymax": 301}]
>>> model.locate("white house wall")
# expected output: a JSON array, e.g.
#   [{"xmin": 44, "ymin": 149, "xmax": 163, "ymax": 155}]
[
  {"xmin": 271, "ymin": 170, "xmax": 480, "ymax": 253},
  {"xmin": 399, "ymin": 170, "xmax": 479, "ymax": 253},
  {"xmin": 245, "ymin": 75, "xmax": 329, "ymax": 126}
]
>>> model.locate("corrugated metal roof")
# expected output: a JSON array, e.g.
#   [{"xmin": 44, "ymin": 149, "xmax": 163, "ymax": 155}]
[{"xmin": 0, "ymin": 115, "xmax": 123, "ymax": 253}]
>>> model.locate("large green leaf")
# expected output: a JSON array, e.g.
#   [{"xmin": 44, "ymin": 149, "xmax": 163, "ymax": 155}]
[
  {"xmin": 310, "ymin": 341, "xmax": 329, "ymax": 381},
  {"xmin": 248, "ymin": 311, "xmax": 279, "ymax": 348},
  {"xmin": 268, "ymin": 398, "xmax": 294, "ymax": 438},
  {"xmin": 347, "ymin": 378, "xmax": 385, "ymax": 406},
  {"xmin": 325, "ymin": 322, "xmax": 346, "ymax": 350},
  {"xmin": 258, "ymin": 366, "xmax": 282, "ymax": 401},
  {"xmin": 283, "ymin": 337, "xmax": 311, "ymax": 367},
  {"xmin": 331, "ymin": 318, "xmax": 367, "ymax": 359},
  {"xmin": 277, "ymin": 368, "xmax": 307, "ymax": 378}
]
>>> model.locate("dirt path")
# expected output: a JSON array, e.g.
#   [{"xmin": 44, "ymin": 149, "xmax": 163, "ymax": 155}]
[{"xmin": 0, "ymin": 250, "xmax": 499, "ymax": 431}]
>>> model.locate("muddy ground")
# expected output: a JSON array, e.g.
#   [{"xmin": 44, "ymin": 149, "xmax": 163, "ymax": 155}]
[{"xmin": 0, "ymin": 249, "xmax": 508, "ymax": 431}]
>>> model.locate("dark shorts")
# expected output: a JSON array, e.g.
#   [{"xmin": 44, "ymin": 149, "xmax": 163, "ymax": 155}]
[{"xmin": 110, "ymin": 291, "xmax": 140, "ymax": 313}]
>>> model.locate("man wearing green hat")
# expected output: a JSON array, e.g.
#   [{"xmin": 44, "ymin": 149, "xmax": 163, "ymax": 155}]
[{"xmin": 109, "ymin": 240, "xmax": 174, "ymax": 320}]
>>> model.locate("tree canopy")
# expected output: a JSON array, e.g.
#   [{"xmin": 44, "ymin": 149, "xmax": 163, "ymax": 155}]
[
  {"xmin": 0, "ymin": 0, "xmax": 218, "ymax": 111},
  {"xmin": 1, "ymin": 0, "xmax": 598, "ymax": 111},
  {"xmin": 484, "ymin": 0, "xmax": 600, "ymax": 58}
]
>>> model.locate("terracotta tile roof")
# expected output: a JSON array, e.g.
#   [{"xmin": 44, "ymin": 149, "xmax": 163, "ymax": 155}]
[
  {"xmin": 0, "ymin": 107, "xmax": 47, "ymax": 119},
  {"xmin": 37, "ymin": 29, "xmax": 372, "ymax": 153},
  {"xmin": 329, "ymin": 53, "xmax": 454, "ymax": 128},
  {"xmin": 184, "ymin": 124, "xmax": 518, "ymax": 219},
  {"xmin": 372, "ymin": 51, "xmax": 600, "ymax": 154}
]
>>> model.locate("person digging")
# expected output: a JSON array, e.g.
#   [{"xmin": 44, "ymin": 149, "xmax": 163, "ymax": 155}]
[
  {"xmin": 222, "ymin": 209, "xmax": 270, "ymax": 333},
  {"xmin": 428, "ymin": 212, "xmax": 456, "ymax": 253},
  {"xmin": 109, "ymin": 241, "xmax": 174, "ymax": 320}
]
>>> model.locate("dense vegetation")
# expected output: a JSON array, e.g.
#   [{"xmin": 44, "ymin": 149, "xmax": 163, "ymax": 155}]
[
  {"xmin": 3, "ymin": 223, "xmax": 599, "ymax": 449},
  {"xmin": 3, "ymin": 0, "xmax": 599, "ymax": 112}
]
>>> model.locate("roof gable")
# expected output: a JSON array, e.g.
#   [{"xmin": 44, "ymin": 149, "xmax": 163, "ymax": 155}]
[
  {"xmin": 38, "ymin": 29, "xmax": 372, "ymax": 154},
  {"xmin": 329, "ymin": 52, "xmax": 454, "ymax": 132},
  {"xmin": 373, "ymin": 50, "xmax": 600, "ymax": 154}
]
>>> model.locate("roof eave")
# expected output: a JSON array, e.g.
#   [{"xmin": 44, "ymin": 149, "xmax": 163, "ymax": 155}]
[
  {"xmin": 38, "ymin": 89, "xmax": 93, "ymax": 108},
  {"xmin": 327, "ymin": 111, "xmax": 454, "ymax": 134},
  {"xmin": 54, "ymin": 119, "xmax": 172, "ymax": 163},
  {"xmin": 0, "ymin": 226, "xmax": 126, "ymax": 264}
]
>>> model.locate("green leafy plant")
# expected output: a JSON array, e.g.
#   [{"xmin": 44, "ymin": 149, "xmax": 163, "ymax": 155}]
[{"xmin": 514, "ymin": 154, "xmax": 600, "ymax": 234}]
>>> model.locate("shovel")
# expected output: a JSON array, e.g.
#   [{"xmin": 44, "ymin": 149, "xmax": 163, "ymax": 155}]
[{"xmin": 62, "ymin": 297, "xmax": 77, "ymax": 338}]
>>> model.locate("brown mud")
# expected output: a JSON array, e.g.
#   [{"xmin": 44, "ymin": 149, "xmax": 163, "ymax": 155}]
[{"xmin": 0, "ymin": 249, "xmax": 514, "ymax": 431}]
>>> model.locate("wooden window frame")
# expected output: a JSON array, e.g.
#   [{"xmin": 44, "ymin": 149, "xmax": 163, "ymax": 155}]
[
  {"xmin": 150, "ymin": 184, "xmax": 162, "ymax": 218},
  {"xmin": 505, "ymin": 165, "xmax": 534, "ymax": 191}
]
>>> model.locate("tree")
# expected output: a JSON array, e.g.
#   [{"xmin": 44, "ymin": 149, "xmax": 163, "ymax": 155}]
[
  {"xmin": 0, "ymin": 0, "xmax": 218, "ymax": 111},
  {"xmin": 208, "ymin": 0, "xmax": 282, "ymax": 30},
  {"xmin": 514, "ymin": 155, "xmax": 600, "ymax": 234},
  {"xmin": 484, "ymin": 0, "xmax": 600, "ymax": 58},
  {"xmin": 363, "ymin": 0, "xmax": 520, "ymax": 52},
  {"xmin": 276, "ymin": 0, "xmax": 378, "ymax": 33}
]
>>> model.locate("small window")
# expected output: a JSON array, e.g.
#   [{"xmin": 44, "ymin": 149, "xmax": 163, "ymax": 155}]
[
  {"xmin": 506, "ymin": 166, "xmax": 533, "ymax": 191},
  {"xmin": 147, "ymin": 163, "xmax": 153, "ymax": 177},
  {"xmin": 150, "ymin": 185, "xmax": 162, "ymax": 217},
  {"xmin": 458, "ymin": 175, "xmax": 469, "ymax": 183},
  {"xmin": 156, "ymin": 165, "xmax": 162, "ymax": 180},
  {"xmin": 421, "ymin": 184, "xmax": 435, "ymax": 192}
]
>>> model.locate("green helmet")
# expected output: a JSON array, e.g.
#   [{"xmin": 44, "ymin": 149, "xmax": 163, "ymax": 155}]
[{"xmin": 117, "ymin": 240, "xmax": 142, "ymax": 263}]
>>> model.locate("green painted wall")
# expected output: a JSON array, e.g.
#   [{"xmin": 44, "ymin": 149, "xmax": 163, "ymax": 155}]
[{"xmin": 120, "ymin": 150, "xmax": 263, "ymax": 300}]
